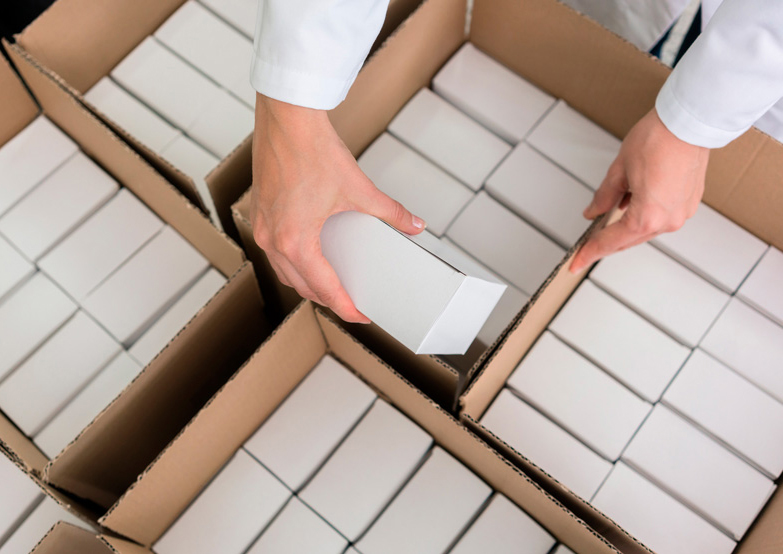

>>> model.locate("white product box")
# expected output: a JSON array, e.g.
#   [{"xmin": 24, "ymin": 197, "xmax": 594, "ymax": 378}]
[
  {"xmin": 738, "ymin": 247, "xmax": 783, "ymax": 326},
  {"xmin": 38, "ymin": 189, "xmax": 164, "ymax": 300},
  {"xmin": 590, "ymin": 242, "xmax": 729, "ymax": 347},
  {"xmin": 35, "ymin": 352, "xmax": 143, "ymax": 458},
  {"xmin": 591, "ymin": 463, "xmax": 736, "ymax": 554},
  {"xmin": 432, "ymin": 43, "xmax": 556, "ymax": 143},
  {"xmin": 485, "ymin": 143, "xmax": 592, "ymax": 247},
  {"xmin": 549, "ymin": 280, "xmax": 690, "ymax": 402},
  {"xmin": 186, "ymin": 88, "xmax": 254, "ymax": 157},
  {"xmin": 300, "ymin": 400, "xmax": 433, "ymax": 541},
  {"xmin": 450, "ymin": 494, "xmax": 555, "ymax": 554},
  {"xmin": 246, "ymin": 497, "xmax": 347, "ymax": 554},
  {"xmin": 199, "ymin": 0, "xmax": 257, "ymax": 38},
  {"xmin": 663, "ymin": 349, "xmax": 783, "ymax": 479},
  {"xmin": 0, "ymin": 498, "xmax": 91, "ymax": 554},
  {"xmin": 321, "ymin": 212, "xmax": 507, "ymax": 354},
  {"xmin": 356, "ymin": 446, "xmax": 491, "ymax": 554},
  {"xmin": 0, "ymin": 455, "xmax": 41, "ymax": 543},
  {"xmin": 0, "ymin": 116, "xmax": 78, "ymax": 216},
  {"xmin": 552, "ymin": 547, "xmax": 576, "ymax": 554},
  {"xmin": 527, "ymin": 100, "xmax": 621, "ymax": 190},
  {"xmin": 447, "ymin": 191, "xmax": 565, "ymax": 295},
  {"xmin": 387, "ymin": 88, "xmax": 511, "ymax": 190},
  {"xmin": 507, "ymin": 332, "xmax": 651, "ymax": 460},
  {"xmin": 0, "ymin": 152, "xmax": 119, "ymax": 260},
  {"xmin": 0, "ymin": 273, "xmax": 77, "ymax": 381},
  {"xmin": 82, "ymin": 226, "xmax": 209, "ymax": 346},
  {"xmin": 155, "ymin": 450, "xmax": 290, "ymax": 554},
  {"xmin": 623, "ymin": 404, "xmax": 775, "ymax": 540},
  {"xmin": 701, "ymin": 298, "xmax": 783, "ymax": 404},
  {"xmin": 357, "ymin": 133, "xmax": 473, "ymax": 236},
  {"xmin": 480, "ymin": 389, "xmax": 612, "ymax": 500},
  {"xmin": 84, "ymin": 77, "xmax": 180, "ymax": 153},
  {"xmin": 244, "ymin": 355, "xmax": 376, "ymax": 490},
  {"xmin": 0, "ymin": 235, "xmax": 34, "ymax": 303},
  {"xmin": 0, "ymin": 311, "xmax": 120, "ymax": 437}
]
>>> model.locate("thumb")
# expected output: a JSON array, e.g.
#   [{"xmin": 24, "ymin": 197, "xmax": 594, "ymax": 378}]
[
  {"xmin": 584, "ymin": 164, "xmax": 628, "ymax": 220},
  {"xmin": 361, "ymin": 190, "xmax": 426, "ymax": 235}
]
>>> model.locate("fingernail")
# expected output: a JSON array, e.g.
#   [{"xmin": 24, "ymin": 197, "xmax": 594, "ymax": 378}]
[{"xmin": 412, "ymin": 216, "xmax": 426, "ymax": 230}]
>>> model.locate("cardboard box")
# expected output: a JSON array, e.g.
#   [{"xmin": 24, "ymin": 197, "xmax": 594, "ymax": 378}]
[
  {"xmin": 199, "ymin": 0, "xmax": 257, "ymax": 38},
  {"xmin": 432, "ymin": 43, "xmax": 555, "ymax": 144},
  {"xmin": 186, "ymin": 88, "xmax": 254, "ymax": 158},
  {"xmin": 590, "ymin": 242, "xmax": 729, "ymax": 347},
  {"xmin": 244, "ymin": 355, "xmax": 376, "ymax": 491},
  {"xmin": 30, "ymin": 522, "xmax": 147, "ymax": 554},
  {"xmin": 0, "ymin": 498, "xmax": 92, "ymax": 554},
  {"xmin": 0, "ymin": 152, "xmax": 119, "ymax": 260},
  {"xmin": 0, "ymin": 455, "xmax": 41, "ymax": 544},
  {"xmin": 552, "ymin": 547, "xmax": 575, "ymax": 554},
  {"xmin": 0, "ymin": 235, "xmax": 34, "ymax": 303},
  {"xmin": 549, "ymin": 280, "xmax": 690, "ymax": 402},
  {"xmin": 388, "ymin": 88, "xmax": 511, "ymax": 190},
  {"xmin": 300, "ymin": 399, "xmax": 433, "ymax": 541},
  {"xmin": 738, "ymin": 247, "xmax": 783, "ymax": 327},
  {"xmin": 663, "ymin": 349, "xmax": 783, "ymax": 479}
]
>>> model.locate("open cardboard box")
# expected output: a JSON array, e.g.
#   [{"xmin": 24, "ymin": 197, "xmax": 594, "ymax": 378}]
[{"xmin": 31, "ymin": 522, "xmax": 146, "ymax": 554}]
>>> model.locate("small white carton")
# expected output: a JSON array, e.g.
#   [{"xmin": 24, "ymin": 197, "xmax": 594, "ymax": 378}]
[
  {"xmin": 0, "ymin": 153, "xmax": 119, "ymax": 260},
  {"xmin": 199, "ymin": 0, "xmax": 257, "ymax": 38},
  {"xmin": 479, "ymin": 389, "xmax": 612, "ymax": 501},
  {"xmin": 527, "ymin": 100, "xmax": 621, "ymax": 190},
  {"xmin": 155, "ymin": 450, "xmax": 290, "ymax": 554},
  {"xmin": 663, "ymin": 349, "xmax": 783, "ymax": 479},
  {"xmin": 186, "ymin": 88, "xmax": 254, "ymax": 157},
  {"xmin": 549, "ymin": 280, "xmax": 690, "ymax": 402},
  {"xmin": 447, "ymin": 191, "xmax": 565, "ymax": 295},
  {"xmin": 244, "ymin": 355, "xmax": 376, "ymax": 490},
  {"xmin": 0, "ymin": 235, "xmax": 34, "ymax": 303},
  {"xmin": 321, "ymin": 212, "xmax": 507, "ymax": 355},
  {"xmin": 591, "ymin": 463, "xmax": 736, "ymax": 554},
  {"xmin": 387, "ymin": 88, "xmax": 511, "ymax": 190},
  {"xmin": 589, "ymin": 242, "xmax": 729, "ymax": 347},
  {"xmin": 738, "ymin": 247, "xmax": 783, "ymax": 327},
  {"xmin": 0, "ymin": 498, "xmax": 91, "ymax": 554},
  {"xmin": 356, "ymin": 447, "xmax": 491, "ymax": 554},
  {"xmin": 0, "ymin": 455, "xmax": 41, "ymax": 543},
  {"xmin": 82, "ymin": 226, "xmax": 209, "ymax": 346},
  {"xmin": 485, "ymin": 143, "xmax": 592, "ymax": 247},
  {"xmin": 432, "ymin": 43, "xmax": 556, "ymax": 143},
  {"xmin": 300, "ymin": 400, "xmax": 433, "ymax": 541}
]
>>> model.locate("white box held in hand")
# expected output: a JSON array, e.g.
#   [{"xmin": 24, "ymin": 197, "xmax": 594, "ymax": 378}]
[
  {"xmin": 186, "ymin": 88, "xmax": 254, "ymax": 158},
  {"xmin": 321, "ymin": 213, "xmax": 507, "ymax": 354},
  {"xmin": 738, "ymin": 247, "xmax": 783, "ymax": 326},
  {"xmin": 0, "ymin": 235, "xmax": 34, "ymax": 303},
  {"xmin": 199, "ymin": 0, "xmax": 257, "ymax": 38},
  {"xmin": 0, "ymin": 455, "xmax": 41, "ymax": 542},
  {"xmin": 301, "ymin": 400, "xmax": 433, "ymax": 541},
  {"xmin": 0, "ymin": 498, "xmax": 91, "ymax": 554},
  {"xmin": 388, "ymin": 88, "xmax": 511, "ymax": 190},
  {"xmin": 244, "ymin": 355, "xmax": 376, "ymax": 490},
  {"xmin": 356, "ymin": 447, "xmax": 491, "ymax": 554}
]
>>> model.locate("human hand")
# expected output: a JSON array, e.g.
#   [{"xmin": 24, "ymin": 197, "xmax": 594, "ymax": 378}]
[
  {"xmin": 570, "ymin": 108, "xmax": 709, "ymax": 273},
  {"xmin": 250, "ymin": 94, "xmax": 426, "ymax": 323}
]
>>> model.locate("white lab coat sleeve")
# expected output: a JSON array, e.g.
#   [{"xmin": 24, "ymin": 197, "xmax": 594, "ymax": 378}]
[
  {"xmin": 250, "ymin": 0, "xmax": 390, "ymax": 110},
  {"xmin": 656, "ymin": 0, "xmax": 783, "ymax": 148}
]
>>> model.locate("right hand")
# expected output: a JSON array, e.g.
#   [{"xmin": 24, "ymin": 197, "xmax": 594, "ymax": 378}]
[{"xmin": 250, "ymin": 94, "xmax": 426, "ymax": 324}]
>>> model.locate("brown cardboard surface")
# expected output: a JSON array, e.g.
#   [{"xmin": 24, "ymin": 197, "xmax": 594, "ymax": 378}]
[
  {"xmin": 207, "ymin": 136, "xmax": 253, "ymax": 240},
  {"xmin": 736, "ymin": 486, "xmax": 783, "ymax": 554},
  {"xmin": 32, "ymin": 522, "xmax": 152, "ymax": 554},
  {"xmin": 0, "ymin": 52, "xmax": 38, "ymax": 147},
  {"xmin": 0, "ymin": 413, "xmax": 49, "ymax": 474}
]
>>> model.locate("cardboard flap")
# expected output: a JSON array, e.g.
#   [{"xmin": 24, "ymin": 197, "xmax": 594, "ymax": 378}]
[
  {"xmin": 31, "ymin": 522, "xmax": 151, "ymax": 554},
  {"xmin": 206, "ymin": 135, "xmax": 253, "ymax": 239},
  {"xmin": 0, "ymin": 50, "xmax": 38, "ymax": 147},
  {"xmin": 0, "ymin": 413, "xmax": 49, "ymax": 473}
]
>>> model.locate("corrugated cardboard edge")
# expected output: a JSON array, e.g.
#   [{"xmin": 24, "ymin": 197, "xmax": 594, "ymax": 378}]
[
  {"xmin": 0, "ymin": 48, "xmax": 39, "ymax": 145},
  {"xmin": 30, "ymin": 522, "xmax": 151, "ymax": 554}
]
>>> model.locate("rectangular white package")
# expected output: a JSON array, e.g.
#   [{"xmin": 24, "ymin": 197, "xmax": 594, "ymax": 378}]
[
  {"xmin": 155, "ymin": 450, "xmax": 290, "ymax": 554},
  {"xmin": 591, "ymin": 463, "xmax": 736, "ymax": 554},
  {"xmin": 450, "ymin": 494, "xmax": 555, "ymax": 554},
  {"xmin": 0, "ymin": 455, "xmax": 41, "ymax": 543},
  {"xmin": 549, "ymin": 280, "xmax": 690, "ymax": 402},
  {"xmin": 186, "ymin": 88, "xmax": 254, "ymax": 157},
  {"xmin": 38, "ymin": 189, "xmax": 163, "ymax": 300},
  {"xmin": 82, "ymin": 226, "xmax": 209, "ymax": 346},
  {"xmin": 623, "ymin": 404, "xmax": 775, "ymax": 540},
  {"xmin": 199, "ymin": 0, "xmax": 257, "ymax": 38},
  {"xmin": 480, "ymin": 389, "xmax": 612, "ymax": 500},
  {"xmin": 35, "ymin": 352, "xmax": 143, "ymax": 458},
  {"xmin": 356, "ymin": 446, "xmax": 491, "ymax": 554},
  {"xmin": 0, "ymin": 273, "xmax": 77, "ymax": 381},
  {"xmin": 432, "ymin": 43, "xmax": 555, "ymax": 143},
  {"xmin": 663, "ymin": 349, "xmax": 783, "ymax": 479},
  {"xmin": 527, "ymin": 100, "xmax": 621, "ymax": 190},
  {"xmin": 0, "ymin": 497, "xmax": 91, "ymax": 554},
  {"xmin": 0, "ymin": 116, "xmax": 77, "ymax": 216},
  {"xmin": 0, "ymin": 152, "xmax": 119, "ymax": 260},
  {"xmin": 321, "ymin": 213, "xmax": 507, "ymax": 354},
  {"xmin": 300, "ymin": 400, "xmax": 432, "ymax": 541},
  {"xmin": 738, "ymin": 247, "xmax": 783, "ymax": 326},
  {"xmin": 244, "ymin": 355, "xmax": 376, "ymax": 491},
  {"xmin": 0, "ymin": 235, "xmax": 34, "ymax": 303},
  {"xmin": 387, "ymin": 88, "xmax": 511, "ymax": 190},
  {"xmin": 485, "ymin": 143, "xmax": 593, "ymax": 247},
  {"xmin": 447, "ymin": 191, "xmax": 565, "ymax": 295},
  {"xmin": 589, "ymin": 242, "xmax": 729, "ymax": 347}
]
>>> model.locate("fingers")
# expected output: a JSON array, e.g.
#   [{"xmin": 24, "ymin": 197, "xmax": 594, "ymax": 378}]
[
  {"xmin": 360, "ymin": 189, "xmax": 426, "ymax": 235},
  {"xmin": 570, "ymin": 209, "xmax": 652, "ymax": 273},
  {"xmin": 584, "ymin": 163, "xmax": 628, "ymax": 220}
]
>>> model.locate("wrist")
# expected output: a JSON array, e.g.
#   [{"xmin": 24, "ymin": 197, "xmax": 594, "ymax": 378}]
[{"xmin": 256, "ymin": 93, "xmax": 330, "ymax": 130}]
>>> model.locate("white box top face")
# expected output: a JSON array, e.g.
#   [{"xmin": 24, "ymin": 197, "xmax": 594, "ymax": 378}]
[
  {"xmin": 0, "ymin": 116, "xmax": 78, "ymax": 216},
  {"xmin": 527, "ymin": 100, "xmax": 620, "ymax": 190},
  {"xmin": 0, "ymin": 498, "xmax": 91, "ymax": 554},
  {"xmin": 738, "ymin": 247, "xmax": 783, "ymax": 326},
  {"xmin": 432, "ymin": 43, "xmax": 556, "ymax": 143},
  {"xmin": 589, "ymin": 242, "xmax": 729, "ymax": 347},
  {"xmin": 0, "ymin": 153, "xmax": 119, "ymax": 260},
  {"xmin": 244, "ymin": 355, "xmax": 377, "ymax": 490},
  {"xmin": 356, "ymin": 447, "xmax": 491, "ymax": 554},
  {"xmin": 663, "ymin": 349, "xmax": 783, "ymax": 478},
  {"xmin": 200, "ymin": 0, "xmax": 257, "ymax": 38},
  {"xmin": 592, "ymin": 463, "xmax": 736, "ymax": 554},
  {"xmin": 549, "ymin": 280, "xmax": 690, "ymax": 402},
  {"xmin": 0, "ymin": 455, "xmax": 41, "ymax": 540},
  {"xmin": 155, "ymin": 450, "xmax": 290, "ymax": 554},
  {"xmin": 159, "ymin": 134, "xmax": 219, "ymax": 180},
  {"xmin": 186, "ymin": 88, "xmax": 254, "ymax": 157},
  {"xmin": 479, "ymin": 389, "xmax": 611, "ymax": 500},
  {"xmin": 0, "ymin": 235, "xmax": 34, "ymax": 303},
  {"xmin": 388, "ymin": 88, "xmax": 511, "ymax": 190}
]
